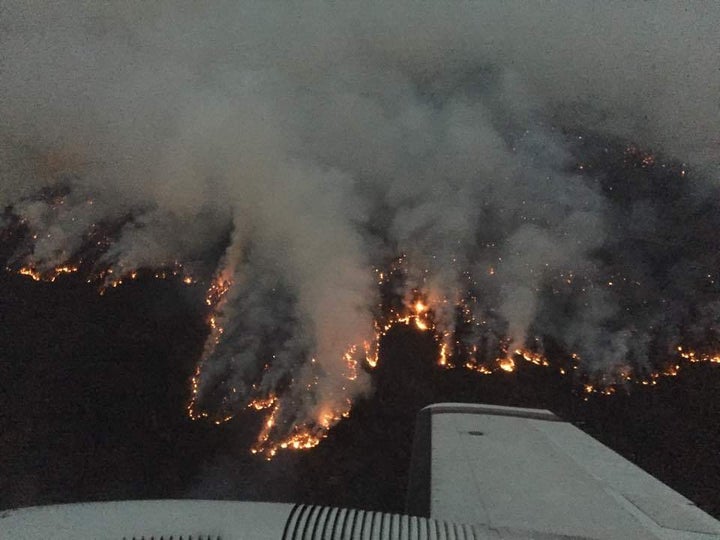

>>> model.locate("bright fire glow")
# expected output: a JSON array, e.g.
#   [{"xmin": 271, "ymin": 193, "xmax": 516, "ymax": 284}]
[
  {"xmin": 678, "ymin": 345, "xmax": 720, "ymax": 364},
  {"xmin": 439, "ymin": 340, "xmax": 449, "ymax": 367},
  {"xmin": 8, "ymin": 252, "xmax": 720, "ymax": 460},
  {"xmin": 498, "ymin": 357, "xmax": 516, "ymax": 372},
  {"xmin": 187, "ymin": 268, "xmax": 234, "ymax": 421},
  {"xmin": 248, "ymin": 394, "xmax": 277, "ymax": 411},
  {"xmin": 237, "ymin": 292, "xmax": 720, "ymax": 457},
  {"xmin": 514, "ymin": 348, "xmax": 550, "ymax": 367},
  {"xmin": 19, "ymin": 267, "xmax": 42, "ymax": 281},
  {"xmin": 18, "ymin": 264, "xmax": 79, "ymax": 282},
  {"xmin": 250, "ymin": 400, "xmax": 352, "ymax": 459}
]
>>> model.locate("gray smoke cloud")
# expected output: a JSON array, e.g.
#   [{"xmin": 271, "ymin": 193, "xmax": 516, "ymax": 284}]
[{"xmin": 1, "ymin": 2, "xmax": 719, "ymax": 444}]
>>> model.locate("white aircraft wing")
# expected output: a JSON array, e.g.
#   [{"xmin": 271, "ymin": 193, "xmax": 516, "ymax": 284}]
[{"xmin": 406, "ymin": 403, "xmax": 720, "ymax": 540}]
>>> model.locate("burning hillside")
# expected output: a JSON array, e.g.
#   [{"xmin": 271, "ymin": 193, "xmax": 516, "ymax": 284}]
[
  {"xmin": 3, "ymin": 140, "xmax": 720, "ymax": 458},
  {"xmin": 2, "ymin": 3, "xmax": 720, "ymax": 461}
]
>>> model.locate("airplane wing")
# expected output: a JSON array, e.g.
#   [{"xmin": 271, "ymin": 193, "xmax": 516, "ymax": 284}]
[
  {"xmin": 3, "ymin": 402, "xmax": 719, "ymax": 539},
  {"xmin": 1, "ymin": 500, "xmax": 482, "ymax": 540},
  {"xmin": 406, "ymin": 403, "xmax": 720, "ymax": 539}
]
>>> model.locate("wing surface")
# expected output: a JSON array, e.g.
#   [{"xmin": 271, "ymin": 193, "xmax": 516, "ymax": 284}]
[{"xmin": 406, "ymin": 403, "xmax": 720, "ymax": 540}]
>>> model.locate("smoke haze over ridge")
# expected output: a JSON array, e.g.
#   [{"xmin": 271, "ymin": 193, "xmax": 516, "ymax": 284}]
[{"xmin": 2, "ymin": 2, "xmax": 719, "ymax": 448}]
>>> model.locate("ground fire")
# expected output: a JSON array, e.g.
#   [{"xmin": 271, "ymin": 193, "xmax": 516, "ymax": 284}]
[{"xmin": 4, "ymin": 244, "xmax": 720, "ymax": 459}]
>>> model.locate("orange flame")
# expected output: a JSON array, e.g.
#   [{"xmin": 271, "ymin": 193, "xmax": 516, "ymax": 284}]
[
  {"xmin": 17, "ymin": 264, "xmax": 79, "ymax": 282},
  {"xmin": 678, "ymin": 345, "xmax": 720, "ymax": 364},
  {"xmin": 19, "ymin": 267, "xmax": 42, "ymax": 281},
  {"xmin": 438, "ymin": 341, "xmax": 449, "ymax": 367},
  {"xmin": 206, "ymin": 271, "xmax": 232, "ymax": 307},
  {"xmin": 498, "ymin": 357, "xmax": 516, "ymax": 373},
  {"xmin": 186, "ymin": 268, "xmax": 235, "ymax": 421},
  {"xmin": 187, "ymin": 363, "xmax": 208, "ymax": 421},
  {"xmin": 249, "ymin": 394, "xmax": 278, "ymax": 411},
  {"xmin": 250, "ymin": 400, "xmax": 352, "ymax": 459},
  {"xmin": 514, "ymin": 348, "xmax": 550, "ymax": 367}
]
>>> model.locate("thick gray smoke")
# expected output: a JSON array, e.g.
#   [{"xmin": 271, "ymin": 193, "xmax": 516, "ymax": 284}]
[{"xmin": 2, "ymin": 3, "xmax": 719, "ymax": 443}]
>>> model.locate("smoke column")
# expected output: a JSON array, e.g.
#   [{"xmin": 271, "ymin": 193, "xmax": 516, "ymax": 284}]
[{"xmin": 1, "ymin": 3, "xmax": 719, "ymax": 452}]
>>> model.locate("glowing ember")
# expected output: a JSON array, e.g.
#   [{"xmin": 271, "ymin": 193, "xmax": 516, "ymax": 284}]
[
  {"xmin": 514, "ymin": 348, "xmax": 550, "ymax": 367},
  {"xmin": 248, "ymin": 394, "xmax": 277, "ymax": 411},
  {"xmin": 364, "ymin": 340, "xmax": 379, "ymax": 368},
  {"xmin": 464, "ymin": 361, "xmax": 493, "ymax": 375},
  {"xmin": 48, "ymin": 265, "xmax": 79, "ymax": 281},
  {"xmin": 91, "ymin": 263, "xmax": 196, "ymax": 294},
  {"xmin": 461, "ymin": 348, "xmax": 549, "ymax": 376},
  {"xmin": 16, "ymin": 264, "xmax": 79, "ymax": 282},
  {"xmin": 279, "ymin": 432, "xmax": 321, "ymax": 451},
  {"xmin": 343, "ymin": 346, "xmax": 360, "ymax": 381},
  {"xmin": 251, "ymin": 402, "xmax": 283, "ymax": 458},
  {"xmin": 438, "ymin": 341, "xmax": 449, "ymax": 367},
  {"xmin": 18, "ymin": 267, "xmax": 42, "ymax": 281},
  {"xmin": 498, "ymin": 357, "xmax": 516, "ymax": 373},
  {"xmin": 250, "ymin": 400, "xmax": 352, "ymax": 459},
  {"xmin": 205, "ymin": 271, "xmax": 233, "ymax": 307},
  {"xmin": 187, "ymin": 268, "xmax": 235, "ymax": 421},
  {"xmin": 187, "ymin": 363, "xmax": 208, "ymax": 421},
  {"xmin": 678, "ymin": 346, "xmax": 720, "ymax": 364}
]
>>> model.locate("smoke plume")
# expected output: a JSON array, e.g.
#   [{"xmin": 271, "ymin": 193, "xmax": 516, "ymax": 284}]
[{"xmin": 2, "ymin": 2, "xmax": 719, "ymax": 451}]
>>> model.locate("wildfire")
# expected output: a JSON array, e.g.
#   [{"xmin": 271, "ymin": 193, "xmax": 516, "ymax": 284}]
[
  {"xmin": 364, "ymin": 340, "xmax": 379, "ymax": 368},
  {"xmin": 557, "ymin": 345, "xmax": 720, "ymax": 398},
  {"xmin": 378, "ymin": 298, "xmax": 434, "ymax": 335},
  {"xmin": 251, "ymin": 402, "xmax": 283, "ymax": 458},
  {"xmin": 186, "ymin": 268, "xmax": 235, "ymax": 422},
  {"xmin": 498, "ymin": 357, "xmax": 516, "ymax": 373},
  {"xmin": 279, "ymin": 433, "xmax": 322, "ymax": 451},
  {"xmin": 678, "ymin": 346, "xmax": 720, "ymax": 364},
  {"xmin": 461, "ymin": 348, "xmax": 553, "ymax": 376},
  {"xmin": 464, "ymin": 360, "xmax": 493, "ymax": 375},
  {"xmin": 250, "ymin": 401, "xmax": 352, "ymax": 459},
  {"xmin": 8, "ymin": 247, "xmax": 720, "ymax": 461},
  {"xmin": 413, "ymin": 301, "xmax": 430, "ymax": 330},
  {"xmin": 205, "ymin": 270, "xmax": 232, "ymax": 307},
  {"xmin": 96, "ymin": 263, "xmax": 195, "ymax": 294},
  {"xmin": 16, "ymin": 264, "xmax": 79, "ymax": 282},
  {"xmin": 18, "ymin": 267, "xmax": 42, "ymax": 281},
  {"xmin": 514, "ymin": 348, "xmax": 550, "ymax": 367},
  {"xmin": 438, "ymin": 340, "xmax": 449, "ymax": 367},
  {"xmin": 187, "ymin": 363, "xmax": 208, "ymax": 421},
  {"xmin": 369, "ymin": 291, "xmax": 440, "ymax": 370},
  {"xmin": 48, "ymin": 265, "xmax": 79, "ymax": 281},
  {"xmin": 249, "ymin": 394, "xmax": 278, "ymax": 410},
  {"xmin": 343, "ymin": 346, "xmax": 360, "ymax": 381}
]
